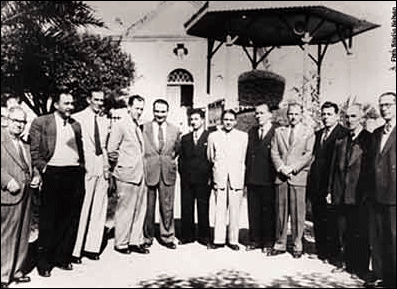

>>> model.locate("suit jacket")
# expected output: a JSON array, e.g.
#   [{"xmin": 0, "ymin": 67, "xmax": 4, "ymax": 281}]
[
  {"xmin": 328, "ymin": 129, "xmax": 372, "ymax": 205},
  {"xmin": 73, "ymin": 107, "xmax": 110, "ymax": 176},
  {"xmin": 142, "ymin": 121, "xmax": 181, "ymax": 186},
  {"xmin": 107, "ymin": 115, "xmax": 145, "ymax": 184},
  {"xmin": 307, "ymin": 124, "xmax": 349, "ymax": 200},
  {"xmin": 178, "ymin": 130, "xmax": 211, "ymax": 184},
  {"xmin": 271, "ymin": 123, "xmax": 315, "ymax": 186},
  {"xmin": 207, "ymin": 128, "xmax": 248, "ymax": 190},
  {"xmin": 245, "ymin": 124, "xmax": 277, "ymax": 186},
  {"xmin": 1, "ymin": 129, "xmax": 38, "ymax": 205},
  {"xmin": 29, "ymin": 113, "xmax": 85, "ymax": 173},
  {"xmin": 370, "ymin": 125, "xmax": 396, "ymax": 205}
]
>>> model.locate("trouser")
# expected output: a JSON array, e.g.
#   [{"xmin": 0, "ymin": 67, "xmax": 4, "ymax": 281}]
[
  {"xmin": 212, "ymin": 183, "xmax": 243, "ymax": 245},
  {"xmin": 312, "ymin": 195, "xmax": 333, "ymax": 257},
  {"xmin": 335, "ymin": 204, "xmax": 369, "ymax": 274},
  {"xmin": 247, "ymin": 185, "xmax": 275, "ymax": 248},
  {"xmin": 180, "ymin": 181, "xmax": 210, "ymax": 242},
  {"xmin": 273, "ymin": 183, "xmax": 306, "ymax": 252},
  {"xmin": 1, "ymin": 189, "xmax": 31, "ymax": 283},
  {"xmin": 37, "ymin": 166, "xmax": 84, "ymax": 271},
  {"xmin": 369, "ymin": 203, "xmax": 396, "ymax": 287},
  {"xmin": 114, "ymin": 180, "xmax": 147, "ymax": 248},
  {"xmin": 73, "ymin": 173, "xmax": 108, "ymax": 257},
  {"xmin": 144, "ymin": 177, "xmax": 176, "ymax": 244}
]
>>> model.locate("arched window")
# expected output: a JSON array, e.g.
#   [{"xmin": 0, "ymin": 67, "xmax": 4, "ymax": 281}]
[{"xmin": 167, "ymin": 69, "xmax": 193, "ymax": 107}]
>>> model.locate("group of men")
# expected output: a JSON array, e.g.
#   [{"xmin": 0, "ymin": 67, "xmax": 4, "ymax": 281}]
[{"xmin": 1, "ymin": 88, "xmax": 395, "ymax": 289}]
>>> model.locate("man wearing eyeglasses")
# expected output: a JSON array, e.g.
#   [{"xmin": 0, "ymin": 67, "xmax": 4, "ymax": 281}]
[
  {"xmin": 365, "ymin": 92, "xmax": 396, "ymax": 288},
  {"xmin": 29, "ymin": 87, "xmax": 85, "ymax": 277},
  {"xmin": 1, "ymin": 107, "xmax": 41, "ymax": 288}
]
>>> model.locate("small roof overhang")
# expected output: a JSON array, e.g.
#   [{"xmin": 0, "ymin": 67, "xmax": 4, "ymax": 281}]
[{"xmin": 184, "ymin": 1, "xmax": 380, "ymax": 47}]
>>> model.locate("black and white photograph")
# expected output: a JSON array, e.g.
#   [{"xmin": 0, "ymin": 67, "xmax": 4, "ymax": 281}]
[{"xmin": 1, "ymin": 1, "xmax": 396, "ymax": 288}]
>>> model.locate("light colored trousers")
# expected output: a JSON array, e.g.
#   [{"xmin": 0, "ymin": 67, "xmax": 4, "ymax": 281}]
[
  {"xmin": 210, "ymin": 185, "xmax": 243, "ymax": 245},
  {"xmin": 73, "ymin": 174, "xmax": 108, "ymax": 257},
  {"xmin": 273, "ymin": 182, "xmax": 306, "ymax": 252},
  {"xmin": 114, "ymin": 180, "xmax": 147, "ymax": 249}
]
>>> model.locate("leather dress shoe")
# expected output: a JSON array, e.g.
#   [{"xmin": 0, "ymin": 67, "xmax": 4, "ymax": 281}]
[
  {"xmin": 163, "ymin": 242, "xmax": 176, "ymax": 249},
  {"xmin": 71, "ymin": 256, "xmax": 82, "ymax": 264},
  {"xmin": 1, "ymin": 283, "xmax": 8, "ymax": 288},
  {"xmin": 207, "ymin": 243, "xmax": 224, "ymax": 250},
  {"xmin": 13, "ymin": 276, "xmax": 31, "ymax": 283},
  {"xmin": 129, "ymin": 245, "xmax": 150, "ymax": 254},
  {"xmin": 262, "ymin": 247, "xmax": 272, "ymax": 256},
  {"xmin": 270, "ymin": 249, "xmax": 286, "ymax": 256},
  {"xmin": 364, "ymin": 279, "xmax": 384, "ymax": 288},
  {"xmin": 83, "ymin": 251, "xmax": 100, "ymax": 260},
  {"xmin": 178, "ymin": 238, "xmax": 194, "ymax": 245},
  {"xmin": 246, "ymin": 244, "xmax": 260, "ymax": 251},
  {"xmin": 142, "ymin": 242, "xmax": 152, "ymax": 249},
  {"xmin": 55, "ymin": 262, "xmax": 73, "ymax": 271},
  {"xmin": 114, "ymin": 247, "xmax": 131, "ymax": 254},
  {"xmin": 37, "ymin": 268, "xmax": 51, "ymax": 277},
  {"xmin": 227, "ymin": 243, "xmax": 240, "ymax": 251},
  {"xmin": 292, "ymin": 251, "xmax": 303, "ymax": 259}
]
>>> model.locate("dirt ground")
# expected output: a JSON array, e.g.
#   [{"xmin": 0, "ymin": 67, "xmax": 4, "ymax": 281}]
[{"xmin": 12, "ymin": 186, "xmax": 367, "ymax": 288}]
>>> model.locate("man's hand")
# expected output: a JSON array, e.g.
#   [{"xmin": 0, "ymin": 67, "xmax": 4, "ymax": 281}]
[
  {"xmin": 7, "ymin": 178, "xmax": 21, "ymax": 194},
  {"xmin": 326, "ymin": 193, "xmax": 332, "ymax": 204}
]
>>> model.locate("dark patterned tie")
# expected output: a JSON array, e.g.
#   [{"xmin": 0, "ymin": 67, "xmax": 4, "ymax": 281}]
[
  {"xmin": 158, "ymin": 124, "xmax": 164, "ymax": 152},
  {"xmin": 94, "ymin": 114, "xmax": 102, "ymax": 156}
]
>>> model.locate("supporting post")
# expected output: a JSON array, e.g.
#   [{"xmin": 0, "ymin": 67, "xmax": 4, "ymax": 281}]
[{"xmin": 207, "ymin": 38, "xmax": 214, "ymax": 94}]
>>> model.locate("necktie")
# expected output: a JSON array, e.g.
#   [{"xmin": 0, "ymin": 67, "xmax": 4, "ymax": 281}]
[
  {"xmin": 384, "ymin": 123, "xmax": 392, "ymax": 134},
  {"xmin": 321, "ymin": 128, "xmax": 329, "ymax": 146},
  {"xmin": 158, "ymin": 124, "xmax": 164, "ymax": 152},
  {"xmin": 94, "ymin": 114, "xmax": 102, "ymax": 156},
  {"xmin": 259, "ymin": 128, "xmax": 264, "ymax": 140},
  {"xmin": 289, "ymin": 127, "xmax": 295, "ymax": 147},
  {"xmin": 17, "ymin": 140, "xmax": 29, "ymax": 171}
]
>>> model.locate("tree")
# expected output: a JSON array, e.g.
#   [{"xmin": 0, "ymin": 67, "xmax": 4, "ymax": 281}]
[{"xmin": 1, "ymin": 1, "xmax": 135, "ymax": 116}]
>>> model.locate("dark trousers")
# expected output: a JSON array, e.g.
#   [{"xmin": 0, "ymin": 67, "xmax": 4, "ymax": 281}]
[
  {"xmin": 247, "ymin": 185, "xmax": 275, "ymax": 248},
  {"xmin": 335, "ymin": 204, "xmax": 369, "ymax": 275},
  {"xmin": 144, "ymin": 177, "xmax": 176, "ymax": 244},
  {"xmin": 370, "ymin": 203, "xmax": 396, "ymax": 287},
  {"xmin": 312, "ymin": 196, "xmax": 334, "ymax": 258},
  {"xmin": 180, "ymin": 181, "xmax": 210, "ymax": 242},
  {"xmin": 37, "ymin": 166, "xmax": 84, "ymax": 271}
]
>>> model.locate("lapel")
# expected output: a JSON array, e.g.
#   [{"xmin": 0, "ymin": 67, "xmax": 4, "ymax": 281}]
[
  {"xmin": 146, "ymin": 121, "xmax": 157, "ymax": 152},
  {"xmin": 3, "ymin": 131, "xmax": 29, "ymax": 172},
  {"xmin": 280, "ymin": 127, "xmax": 290, "ymax": 148},
  {"xmin": 128, "ymin": 116, "xmax": 143, "ymax": 152},
  {"xmin": 196, "ymin": 130, "xmax": 208, "ymax": 146},
  {"xmin": 381, "ymin": 126, "xmax": 396, "ymax": 156},
  {"xmin": 164, "ymin": 122, "xmax": 174, "ymax": 152},
  {"xmin": 338, "ymin": 137, "xmax": 348, "ymax": 171},
  {"xmin": 48, "ymin": 114, "xmax": 57, "ymax": 153},
  {"xmin": 348, "ymin": 134, "xmax": 363, "ymax": 167}
]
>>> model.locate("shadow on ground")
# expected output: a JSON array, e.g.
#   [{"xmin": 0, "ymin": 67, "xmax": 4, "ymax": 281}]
[{"xmin": 137, "ymin": 269, "xmax": 364, "ymax": 288}]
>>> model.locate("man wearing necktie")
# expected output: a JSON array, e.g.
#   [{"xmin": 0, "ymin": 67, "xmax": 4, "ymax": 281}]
[
  {"xmin": 108, "ymin": 95, "xmax": 149, "ymax": 255},
  {"xmin": 270, "ymin": 102, "xmax": 315, "ymax": 258},
  {"xmin": 365, "ymin": 92, "xmax": 396, "ymax": 288},
  {"xmin": 178, "ymin": 108, "xmax": 211, "ymax": 246},
  {"xmin": 142, "ymin": 99, "xmax": 181, "ymax": 249},
  {"xmin": 245, "ymin": 103, "xmax": 277, "ymax": 254},
  {"xmin": 1, "ymin": 107, "xmax": 41, "ymax": 288},
  {"xmin": 328, "ymin": 103, "xmax": 371, "ymax": 278},
  {"xmin": 307, "ymin": 101, "xmax": 348, "ymax": 263},
  {"xmin": 29, "ymin": 88, "xmax": 85, "ymax": 277},
  {"xmin": 72, "ymin": 89, "xmax": 110, "ymax": 262}
]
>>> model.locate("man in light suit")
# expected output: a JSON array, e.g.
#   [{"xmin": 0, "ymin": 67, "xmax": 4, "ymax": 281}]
[
  {"xmin": 142, "ymin": 99, "xmax": 181, "ymax": 249},
  {"xmin": 245, "ymin": 103, "xmax": 277, "ymax": 254},
  {"xmin": 1, "ymin": 107, "xmax": 40, "ymax": 288},
  {"xmin": 328, "ymin": 103, "xmax": 371, "ymax": 277},
  {"xmin": 108, "ymin": 95, "xmax": 149, "ymax": 254},
  {"xmin": 207, "ymin": 109, "xmax": 248, "ymax": 251},
  {"xmin": 72, "ymin": 88, "xmax": 110, "ymax": 262},
  {"xmin": 365, "ymin": 92, "xmax": 396, "ymax": 288},
  {"xmin": 29, "ymin": 88, "xmax": 85, "ymax": 277},
  {"xmin": 307, "ymin": 101, "xmax": 348, "ymax": 262},
  {"xmin": 270, "ymin": 102, "xmax": 315, "ymax": 258},
  {"xmin": 178, "ymin": 108, "xmax": 211, "ymax": 246}
]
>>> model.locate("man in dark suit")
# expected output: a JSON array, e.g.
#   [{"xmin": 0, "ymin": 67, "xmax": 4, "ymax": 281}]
[
  {"xmin": 1, "ymin": 107, "xmax": 40, "ymax": 288},
  {"xmin": 365, "ymin": 92, "xmax": 396, "ymax": 288},
  {"xmin": 245, "ymin": 103, "xmax": 277, "ymax": 255},
  {"xmin": 307, "ymin": 101, "xmax": 348, "ymax": 262},
  {"xmin": 29, "ymin": 88, "xmax": 85, "ymax": 277},
  {"xmin": 142, "ymin": 99, "xmax": 181, "ymax": 249},
  {"xmin": 178, "ymin": 108, "xmax": 211, "ymax": 246},
  {"xmin": 328, "ymin": 103, "xmax": 371, "ymax": 277}
]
